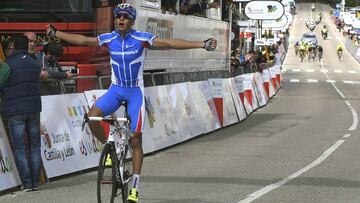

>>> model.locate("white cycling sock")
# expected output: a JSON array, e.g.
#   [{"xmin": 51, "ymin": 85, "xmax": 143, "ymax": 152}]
[{"xmin": 132, "ymin": 174, "xmax": 140, "ymax": 191}]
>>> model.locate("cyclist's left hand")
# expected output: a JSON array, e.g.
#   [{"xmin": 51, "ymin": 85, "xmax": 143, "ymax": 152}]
[{"xmin": 203, "ymin": 38, "xmax": 217, "ymax": 51}]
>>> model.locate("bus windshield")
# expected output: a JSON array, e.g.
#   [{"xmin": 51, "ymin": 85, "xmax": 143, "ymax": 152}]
[{"xmin": 0, "ymin": 0, "xmax": 93, "ymax": 13}]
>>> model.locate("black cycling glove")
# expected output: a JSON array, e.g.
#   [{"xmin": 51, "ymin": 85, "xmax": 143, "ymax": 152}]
[
  {"xmin": 203, "ymin": 38, "xmax": 216, "ymax": 51},
  {"xmin": 47, "ymin": 24, "xmax": 57, "ymax": 38}
]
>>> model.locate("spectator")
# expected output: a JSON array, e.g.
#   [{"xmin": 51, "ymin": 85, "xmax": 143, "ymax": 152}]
[
  {"xmin": 222, "ymin": 0, "xmax": 232, "ymax": 21},
  {"xmin": 161, "ymin": 0, "xmax": 178, "ymax": 14},
  {"xmin": 0, "ymin": 44, "xmax": 5, "ymax": 64},
  {"xmin": 24, "ymin": 32, "xmax": 37, "ymax": 60},
  {"xmin": 0, "ymin": 35, "xmax": 42, "ymax": 192},
  {"xmin": 1, "ymin": 38, "xmax": 14, "ymax": 59},
  {"xmin": 36, "ymin": 41, "xmax": 73, "ymax": 95},
  {"xmin": 24, "ymin": 32, "xmax": 38, "ymax": 60},
  {"xmin": 180, "ymin": 0, "xmax": 219, "ymax": 16}
]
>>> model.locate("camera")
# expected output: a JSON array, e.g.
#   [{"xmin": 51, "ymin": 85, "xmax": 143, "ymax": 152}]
[{"xmin": 70, "ymin": 68, "xmax": 79, "ymax": 74}]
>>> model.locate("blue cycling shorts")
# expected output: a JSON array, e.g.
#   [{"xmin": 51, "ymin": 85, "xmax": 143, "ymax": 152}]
[{"xmin": 95, "ymin": 85, "xmax": 145, "ymax": 133}]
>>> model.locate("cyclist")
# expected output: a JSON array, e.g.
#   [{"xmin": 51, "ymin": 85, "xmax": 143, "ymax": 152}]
[
  {"xmin": 307, "ymin": 44, "xmax": 316, "ymax": 61},
  {"xmin": 317, "ymin": 12, "xmax": 322, "ymax": 21},
  {"xmin": 321, "ymin": 25, "xmax": 328, "ymax": 39},
  {"xmin": 46, "ymin": 3, "xmax": 217, "ymax": 203},
  {"xmin": 317, "ymin": 44, "xmax": 323, "ymax": 61},
  {"xmin": 294, "ymin": 41, "xmax": 299, "ymax": 56},
  {"xmin": 298, "ymin": 41, "xmax": 306, "ymax": 61},
  {"xmin": 336, "ymin": 44, "xmax": 343, "ymax": 60}
]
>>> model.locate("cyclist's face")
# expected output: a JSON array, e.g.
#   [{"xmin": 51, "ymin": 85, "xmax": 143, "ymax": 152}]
[{"xmin": 114, "ymin": 13, "xmax": 134, "ymax": 34}]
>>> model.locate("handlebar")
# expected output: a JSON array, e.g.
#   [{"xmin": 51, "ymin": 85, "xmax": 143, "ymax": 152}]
[
  {"xmin": 88, "ymin": 117, "xmax": 128, "ymax": 122},
  {"xmin": 81, "ymin": 113, "xmax": 128, "ymax": 131}
]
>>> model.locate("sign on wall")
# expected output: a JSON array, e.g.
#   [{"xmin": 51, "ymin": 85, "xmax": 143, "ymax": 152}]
[{"xmin": 245, "ymin": 1, "xmax": 285, "ymax": 20}]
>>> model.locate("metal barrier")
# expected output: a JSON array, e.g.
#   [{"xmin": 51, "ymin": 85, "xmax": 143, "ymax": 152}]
[{"xmin": 44, "ymin": 63, "xmax": 276, "ymax": 95}]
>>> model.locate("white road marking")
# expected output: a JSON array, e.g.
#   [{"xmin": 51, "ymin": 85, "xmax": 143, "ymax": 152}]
[
  {"xmin": 326, "ymin": 80, "xmax": 336, "ymax": 83},
  {"xmin": 307, "ymin": 79, "xmax": 318, "ymax": 83},
  {"xmin": 343, "ymin": 134, "xmax": 351, "ymax": 138},
  {"xmin": 348, "ymin": 109, "xmax": 358, "ymax": 131},
  {"xmin": 345, "ymin": 101, "xmax": 351, "ymax": 107},
  {"xmin": 290, "ymin": 79, "xmax": 300, "ymax": 83},
  {"xmin": 344, "ymin": 80, "xmax": 360, "ymax": 84},
  {"xmin": 334, "ymin": 69, "xmax": 343, "ymax": 73},
  {"xmin": 292, "ymin": 69, "xmax": 301, "ymax": 72},
  {"xmin": 348, "ymin": 70, "xmax": 357, "ymax": 74},
  {"xmin": 238, "ymin": 140, "xmax": 345, "ymax": 203},
  {"xmin": 306, "ymin": 69, "xmax": 315, "ymax": 72},
  {"xmin": 320, "ymin": 69, "xmax": 328, "ymax": 73}
]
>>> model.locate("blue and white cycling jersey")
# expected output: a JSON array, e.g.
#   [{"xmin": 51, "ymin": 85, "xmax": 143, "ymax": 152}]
[{"xmin": 98, "ymin": 29, "xmax": 156, "ymax": 87}]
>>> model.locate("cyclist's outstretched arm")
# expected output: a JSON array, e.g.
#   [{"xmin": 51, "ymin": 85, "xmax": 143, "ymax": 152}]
[
  {"xmin": 151, "ymin": 38, "xmax": 217, "ymax": 51},
  {"xmin": 46, "ymin": 24, "xmax": 99, "ymax": 46}
]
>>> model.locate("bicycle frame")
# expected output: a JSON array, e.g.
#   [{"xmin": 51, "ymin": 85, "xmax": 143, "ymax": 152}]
[{"xmin": 82, "ymin": 102, "xmax": 132, "ymax": 185}]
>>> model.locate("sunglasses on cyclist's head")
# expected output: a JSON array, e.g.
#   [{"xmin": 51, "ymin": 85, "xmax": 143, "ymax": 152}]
[{"xmin": 115, "ymin": 11, "xmax": 134, "ymax": 20}]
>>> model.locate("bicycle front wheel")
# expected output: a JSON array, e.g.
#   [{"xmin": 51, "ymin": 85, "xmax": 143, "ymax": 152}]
[{"xmin": 97, "ymin": 143, "xmax": 117, "ymax": 203}]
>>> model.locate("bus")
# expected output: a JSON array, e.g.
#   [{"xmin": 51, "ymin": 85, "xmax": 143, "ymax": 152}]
[{"xmin": 0, "ymin": 0, "xmax": 229, "ymax": 90}]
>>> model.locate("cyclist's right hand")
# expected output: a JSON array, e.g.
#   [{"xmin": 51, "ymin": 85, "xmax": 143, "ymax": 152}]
[{"xmin": 46, "ymin": 24, "xmax": 57, "ymax": 38}]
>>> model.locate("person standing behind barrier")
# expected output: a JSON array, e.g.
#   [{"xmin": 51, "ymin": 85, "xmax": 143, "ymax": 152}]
[
  {"xmin": 36, "ymin": 41, "xmax": 73, "ymax": 95},
  {"xmin": 24, "ymin": 32, "xmax": 38, "ymax": 60},
  {"xmin": 0, "ymin": 35, "xmax": 42, "ymax": 192},
  {"xmin": 46, "ymin": 3, "xmax": 217, "ymax": 202}
]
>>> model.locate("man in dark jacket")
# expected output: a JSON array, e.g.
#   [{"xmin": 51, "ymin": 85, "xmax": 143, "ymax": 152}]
[
  {"xmin": 1, "ymin": 35, "xmax": 42, "ymax": 192},
  {"xmin": 36, "ymin": 41, "xmax": 73, "ymax": 95}
]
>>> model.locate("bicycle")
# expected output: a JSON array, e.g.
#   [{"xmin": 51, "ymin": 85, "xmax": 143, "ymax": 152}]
[
  {"xmin": 82, "ymin": 102, "xmax": 133, "ymax": 203},
  {"xmin": 308, "ymin": 48, "xmax": 316, "ymax": 61},
  {"xmin": 299, "ymin": 49, "xmax": 306, "ymax": 62},
  {"xmin": 337, "ymin": 50, "xmax": 343, "ymax": 61},
  {"xmin": 318, "ymin": 50, "xmax": 323, "ymax": 61}
]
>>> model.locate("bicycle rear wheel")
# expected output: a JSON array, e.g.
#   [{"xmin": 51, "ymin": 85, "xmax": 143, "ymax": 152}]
[{"xmin": 97, "ymin": 143, "xmax": 117, "ymax": 203}]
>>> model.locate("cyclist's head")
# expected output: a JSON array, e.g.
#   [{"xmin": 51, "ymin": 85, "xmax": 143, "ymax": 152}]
[{"xmin": 114, "ymin": 3, "xmax": 137, "ymax": 20}]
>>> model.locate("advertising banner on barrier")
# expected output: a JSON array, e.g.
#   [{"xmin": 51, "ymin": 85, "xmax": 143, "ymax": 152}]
[
  {"xmin": 0, "ymin": 119, "xmax": 21, "ymax": 191},
  {"xmin": 246, "ymin": 74, "xmax": 260, "ymax": 111},
  {"xmin": 262, "ymin": 69, "xmax": 276, "ymax": 98},
  {"xmin": 228, "ymin": 78, "xmax": 247, "ymax": 121},
  {"xmin": 274, "ymin": 65, "xmax": 282, "ymax": 86},
  {"xmin": 143, "ymin": 86, "xmax": 183, "ymax": 151},
  {"xmin": 40, "ymin": 94, "xmax": 102, "ymax": 178},
  {"xmin": 167, "ymin": 83, "xmax": 193, "ymax": 141},
  {"xmin": 189, "ymin": 81, "xmax": 221, "ymax": 132},
  {"xmin": 222, "ymin": 79, "xmax": 239, "ymax": 126},
  {"xmin": 253, "ymin": 72, "xmax": 268, "ymax": 107},
  {"xmin": 269, "ymin": 66, "xmax": 279, "ymax": 91},
  {"xmin": 208, "ymin": 79, "xmax": 224, "ymax": 127},
  {"xmin": 177, "ymin": 82, "xmax": 213, "ymax": 136},
  {"xmin": 234, "ymin": 75, "xmax": 253, "ymax": 115}
]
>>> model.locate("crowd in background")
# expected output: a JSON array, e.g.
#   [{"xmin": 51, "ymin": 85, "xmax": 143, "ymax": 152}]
[{"xmin": 230, "ymin": 30, "xmax": 288, "ymax": 74}]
